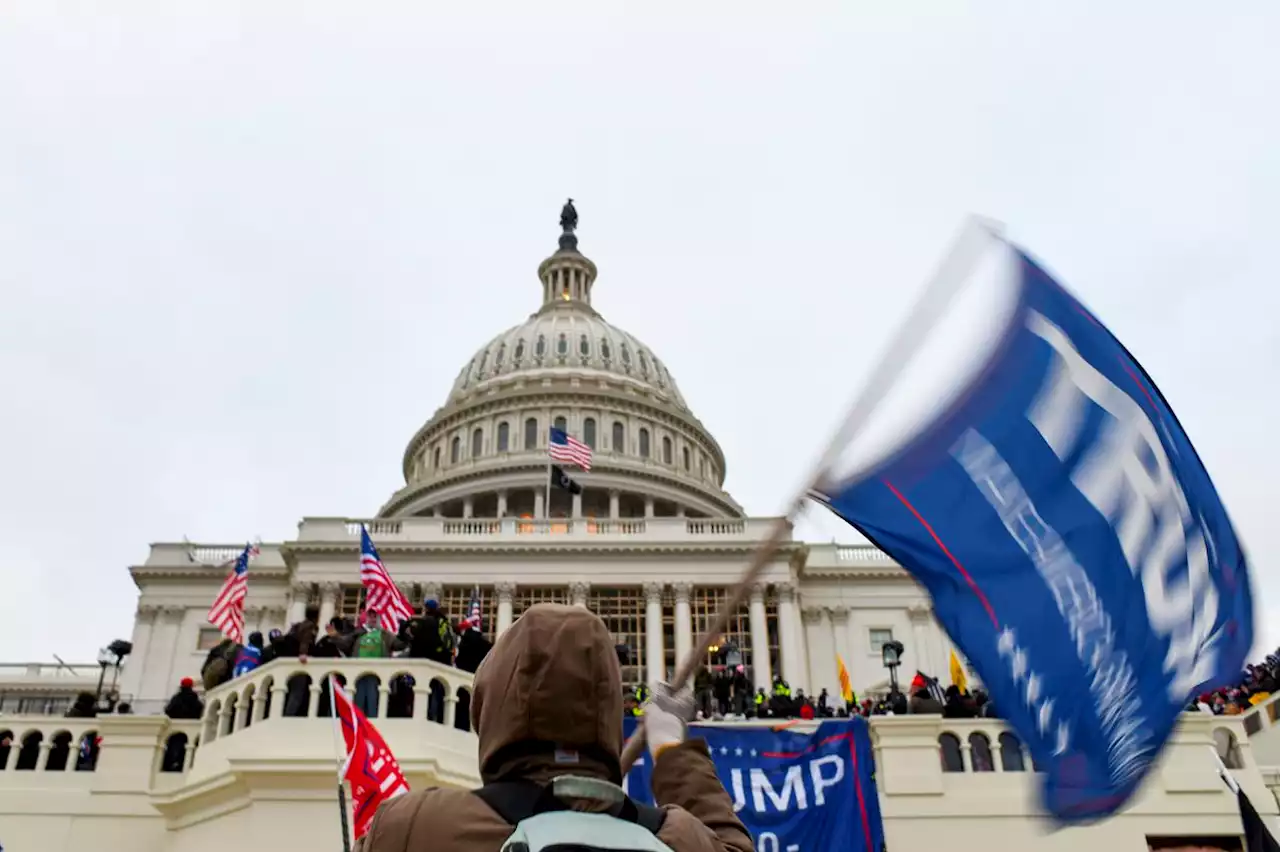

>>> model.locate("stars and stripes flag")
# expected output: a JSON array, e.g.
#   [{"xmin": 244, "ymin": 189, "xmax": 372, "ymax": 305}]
[
  {"xmin": 459, "ymin": 587, "xmax": 482, "ymax": 633},
  {"xmin": 331, "ymin": 676, "xmax": 409, "ymax": 840},
  {"xmin": 548, "ymin": 426, "xmax": 592, "ymax": 470},
  {"xmin": 359, "ymin": 526, "xmax": 414, "ymax": 634},
  {"xmin": 206, "ymin": 543, "xmax": 258, "ymax": 644}
]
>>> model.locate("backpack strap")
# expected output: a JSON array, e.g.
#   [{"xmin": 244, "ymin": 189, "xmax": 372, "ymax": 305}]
[{"xmin": 474, "ymin": 780, "xmax": 666, "ymax": 837}]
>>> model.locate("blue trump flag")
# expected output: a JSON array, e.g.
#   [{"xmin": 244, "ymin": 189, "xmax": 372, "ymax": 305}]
[
  {"xmin": 814, "ymin": 244, "xmax": 1253, "ymax": 821},
  {"xmin": 623, "ymin": 718, "xmax": 883, "ymax": 852}
]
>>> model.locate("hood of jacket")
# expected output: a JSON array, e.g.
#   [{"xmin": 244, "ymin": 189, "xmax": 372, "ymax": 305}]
[{"xmin": 471, "ymin": 602, "xmax": 623, "ymax": 785}]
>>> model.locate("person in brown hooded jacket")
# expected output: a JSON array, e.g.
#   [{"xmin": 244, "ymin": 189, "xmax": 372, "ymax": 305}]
[{"xmin": 357, "ymin": 602, "xmax": 754, "ymax": 852}]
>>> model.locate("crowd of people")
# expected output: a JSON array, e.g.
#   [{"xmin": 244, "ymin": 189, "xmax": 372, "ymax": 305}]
[{"xmin": 1190, "ymin": 647, "xmax": 1279, "ymax": 715}]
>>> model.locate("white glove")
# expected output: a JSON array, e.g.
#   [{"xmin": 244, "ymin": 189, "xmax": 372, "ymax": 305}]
[{"xmin": 644, "ymin": 681, "xmax": 696, "ymax": 759}]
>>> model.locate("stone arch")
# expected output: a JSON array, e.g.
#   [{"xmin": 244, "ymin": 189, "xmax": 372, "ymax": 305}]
[
  {"xmin": 455, "ymin": 686, "xmax": 473, "ymax": 732},
  {"xmin": 239, "ymin": 681, "xmax": 258, "ymax": 729},
  {"xmin": 967, "ymin": 731, "xmax": 994, "ymax": 772},
  {"xmin": 46, "ymin": 730, "xmax": 73, "ymax": 771},
  {"xmin": 352, "ymin": 669, "xmax": 384, "ymax": 718},
  {"xmin": 426, "ymin": 677, "xmax": 449, "ymax": 724},
  {"xmin": 222, "ymin": 692, "xmax": 239, "ymax": 736},
  {"xmin": 1215, "ymin": 727, "xmax": 1244, "ymax": 770},
  {"xmin": 938, "ymin": 732, "xmax": 963, "ymax": 772},
  {"xmin": 161, "ymin": 732, "xmax": 190, "ymax": 773},
  {"xmin": 284, "ymin": 671, "xmax": 313, "ymax": 717},
  {"xmin": 387, "ymin": 672, "xmax": 416, "ymax": 718},
  {"xmin": 203, "ymin": 699, "xmax": 222, "ymax": 742},
  {"xmin": 998, "ymin": 731, "xmax": 1026, "ymax": 771},
  {"xmin": 0, "ymin": 728, "xmax": 12, "ymax": 770},
  {"xmin": 16, "ymin": 730, "xmax": 43, "ymax": 771},
  {"xmin": 76, "ymin": 731, "xmax": 100, "ymax": 771},
  {"xmin": 257, "ymin": 674, "xmax": 276, "ymax": 722}
]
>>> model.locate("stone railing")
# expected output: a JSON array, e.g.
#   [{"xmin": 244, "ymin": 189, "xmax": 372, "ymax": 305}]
[
  {"xmin": 0, "ymin": 661, "xmax": 101, "ymax": 680},
  {"xmin": 199, "ymin": 657, "xmax": 476, "ymax": 744},
  {"xmin": 294, "ymin": 516, "xmax": 775, "ymax": 543},
  {"xmin": 0, "ymin": 714, "xmax": 201, "ymax": 781}
]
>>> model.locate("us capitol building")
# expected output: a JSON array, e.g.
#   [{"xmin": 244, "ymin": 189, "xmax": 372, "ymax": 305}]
[{"xmin": 2, "ymin": 206, "xmax": 1278, "ymax": 852}]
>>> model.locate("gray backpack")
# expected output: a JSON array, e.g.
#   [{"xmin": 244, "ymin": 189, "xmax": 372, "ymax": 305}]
[{"xmin": 474, "ymin": 775, "xmax": 674, "ymax": 852}]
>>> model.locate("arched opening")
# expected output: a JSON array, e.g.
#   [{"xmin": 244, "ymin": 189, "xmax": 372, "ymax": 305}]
[
  {"xmin": 388, "ymin": 674, "xmax": 415, "ymax": 718},
  {"xmin": 497, "ymin": 422, "xmax": 510, "ymax": 452},
  {"xmin": 554, "ymin": 416, "xmax": 567, "ymax": 433},
  {"xmin": 450, "ymin": 436, "xmax": 461, "ymax": 464},
  {"xmin": 222, "ymin": 693, "xmax": 239, "ymax": 735},
  {"xmin": 968, "ymin": 732, "xmax": 994, "ymax": 772},
  {"xmin": 662, "ymin": 436, "xmax": 673, "ymax": 464},
  {"xmin": 75, "ymin": 731, "xmax": 100, "ymax": 771},
  {"xmin": 682, "ymin": 447, "xmax": 691, "ymax": 470},
  {"xmin": 612, "ymin": 422, "xmax": 625, "ymax": 453},
  {"xmin": 16, "ymin": 731, "xmax": 43, "ymax": 771},
  {"xmin": 998, "ymin": 732, "xmax": 1026, "ymax": 771},
  {"xmin": 285, "ymin": 673, "xmax": 313, "ymax": 717},
  {"xmin": 583, "ymin": 418, "xmax": 597, "ymax": 449},
  {"xmin": 203, "ymin": 700, "xmax": 221, "ymax": 743},
  {"xmin": 0, "ymin": 729, "xmax": 12, "ymax": 770},
  {"xmin": 938, "ymin": 733, "xmax": 963, "ymax": 772},
  {"xmin": 471, "ymin": 428, "xmax": 483, "ymax": 458},
  {"xmin": 456, "ymin": 687, "xmax": 473, "ymax": 732},
  {"xmin": 354, "ymin": 672, "xmax": 383, "ymax": 719},
  {"xmin": 433, "ymin": 447, "xmax": 441, "ymax": 470},
  {"xmin": 162, "ymin": 732, "xmax": 190, "ymax": 773},
  {"xmin": 638, "ymin": 428, "xmax": 650, "ymax": 458},
  {"xmin": 535, "ymin": 335, "xmax": 546, "ymax": 358},
  {"xmin": 524, "ymin": 418, "xmax": 538, "ymax": 450},
  {"xmin": 46, "ymin": 731, "xmax": 73, "ymax": 771},
  {"xmin": 427, "ymin": 678, "xmax": 448, "ymax": 724},
  {"xmin": 1215, "ymin": 727, "xmax": 1244, "ymax": 770}
]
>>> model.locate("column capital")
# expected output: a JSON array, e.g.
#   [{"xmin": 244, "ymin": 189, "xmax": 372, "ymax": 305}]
[
  {"xmin": 421, "ymin": 582, "xmax": 443, "ymax": 602},
  {"xmin": 396, "ymin": 582, "xmax": 416, "ymax": 602},
  {"xmin": 671, "ymin": 581, "xmax": 693, "ymax": 603},
  {"xmin": 801, "ymin": 606, "xmax": 825, "ymax": 625},
  {"xmin": 290, "ymin": 581, "xmax": 312, "ymax": 596},
  {"xmin": 318, "ymin": 581, "xmax": 342, "ymax": 596},
  {"xmin": 136, "ymin": 602, "xmax": 161, "ymax": 619},
  {"xmin": 159, "ymin": 605, "xmax": 187, "ymax": 620},
  {"xmin": 642, "ymin": 582, "xmax": 664, "ymax": 604},
  {"xmin": 774, "ymin": 581, "xmax": 798, "ymax": 602},
  {"xmin": 495, "ymin": 581, "xmax": 516, "ymax": 603},
  {"xmin": 749, "ymin": 582, "xmax": 768, "ymax": 604},
  {"xmin": 828, "ymin": 606, "xmax": 850, "ymax": 625},
  {"xmin": 907, "ymin": 602, "xmax": 933, "ymax": 623},
  {"xmin": 569, "ymin": 581, "xmax": 591, "ymax": 601}
]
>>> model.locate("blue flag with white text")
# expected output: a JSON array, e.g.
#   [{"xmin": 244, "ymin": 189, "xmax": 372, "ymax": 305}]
[
  {"xmin": 814, "ymin": 245, "xmax": 1253, "ymax": 822},
  {"xmin": 623, "ymin": 718, "xmax": 883, "ymax": 852}
]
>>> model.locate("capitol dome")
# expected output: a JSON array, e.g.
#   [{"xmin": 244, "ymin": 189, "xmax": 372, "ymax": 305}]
[{"xmin": 379, "ymin": 202, "xmax": 743, "ymax": 520}]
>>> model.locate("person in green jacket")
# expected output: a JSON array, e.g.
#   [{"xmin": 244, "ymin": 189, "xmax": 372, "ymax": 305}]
[{"xmin": 352, "ymin": 611, "xmax": 405, "ymax": 717}]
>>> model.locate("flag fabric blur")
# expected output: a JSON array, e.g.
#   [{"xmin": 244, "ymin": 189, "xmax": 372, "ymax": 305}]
[
  {"xmin": 206, "ymin": 543, "xmax": 257, "ymax": 644},
  {"xmin": 913, "ymin": 671, "xmax": 946, "ymax": 705},
  {"xmin": 359, "ymin": 526, "xmax": 414, "ymax": 634},
  {"xmin": 949, "ymin": 650, "xmax": 969, "ymax": 695},
  {"xmin": 1238, "ymin": 787, "xmax": 1280, "ymax": 852},
  {"xmin": 550, "ymin": 464, "xmax": 583, "ymax": 494},
  {"xmin": 836, "ymin": 653, "xmax": 855, "ymax": 704},
  {"xmin": 813, "ymin": 242, "xmax": 1254, "ymax": 822},
  {"xmin": 459, "ymin": 587, "xmax": 482, "ymax": 633},
  {"xmin": 332, "ymin": 676, "xmax": 410, "ymax": 840},
  {"xmin": 549, "ymin": 427, "xmax": 593, "ymax": 470}
]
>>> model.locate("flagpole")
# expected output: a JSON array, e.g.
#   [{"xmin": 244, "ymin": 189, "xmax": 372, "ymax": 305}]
[
  {"xmin": 545, "ymin": 456, "xmax": 553, "ymax": 521},
  {"xmin": 328, "ymin": 675, "xmax": 354, "ymax": 852},
  {"xmin": 619, "ymin": 216, "xmax": 1001, "ymax": 773}
]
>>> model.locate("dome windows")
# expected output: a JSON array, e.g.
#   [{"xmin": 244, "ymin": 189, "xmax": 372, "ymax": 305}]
[
  {"xmin": 579, "ymin": 335, "xmax": 590, "ymax": 357},
  {"xmin": 477, "ymin": 349, "xmax": 489, "ymax": 377},
  {"xmin": 620, "ymin": 343, "xmax": 631, "ymax": 367},
  {"xmin": 557, "ymin": 333, "xmax": 568, "ymax": 357},
  {"xmin": 638, "ymin": 351, "xmax": 650, "ymax": 377},
  {"xmin": 451, "ymin": 436, "xmax": 461, "ymax": 464},
  {"xmin": 514, "ymin": 340, "xmax": 525, "ymax": 362},
  {"xmin": 612, "ymin": 421, "xmax": 625, "ymax": 453},
  {"xmin": 524, "ymin": 418, "xmax": 538, "ymax": 450},
  {"xmin": 535, "ymin": 335, "xmax": 546, "ymax": 359},
  {"xmin": 682, "ymin": 446, "xmax": 691, "ymax": 471},
  {"xmin": 496, "ymin": 343, "xmax": 506, "ymax": 366},
  {"xmin": 471, "ymin": 428, "xmax": 483, "ymax": 458},
  {"xmin": 554, "ymin": 416, "xmax": 568, "ymax": 433},
  {"xmin": 497, "ymin": 422, "xmax": 510, "ymax": 452},
  {"xmin": 662, "ymin": 436, "xmax": 673, "ymax": 464},
  {"xmin": 583, "ymin": 417, "xmax": 597, "ymax": 448},
  {"xmin": 600, "ymin": 338, "xmax": 611, "ymax": 361},
  {"xmin": 433, "ymin": 446, "xmax": 441, "ymax": 470},
  {"xmin": 639, "ymin": 428, "xmax": 650, "ymax": 458}
]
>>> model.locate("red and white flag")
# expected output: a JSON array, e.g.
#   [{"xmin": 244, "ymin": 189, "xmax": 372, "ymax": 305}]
[{"xmin": 331, "ymin": 676, "xmax": 410, "ymax": 839}]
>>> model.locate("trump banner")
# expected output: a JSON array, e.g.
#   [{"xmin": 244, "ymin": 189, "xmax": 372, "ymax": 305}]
[
  {"xmin": 623, "ymin": 718, "xmax": 883, "ymax": 852},
  {"xmin": 813, "ymin": 242, "xmax": 1254, "ymax": 822}
]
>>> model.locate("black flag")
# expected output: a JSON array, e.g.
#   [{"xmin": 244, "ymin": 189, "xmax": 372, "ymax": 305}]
[
  {"xmin": 1239, "ymin": 788, "xmax": 1280, "ymax": 852},
  {"xmin": 550, "ymin": 464, "xmax": 582, "ymax": 494}
]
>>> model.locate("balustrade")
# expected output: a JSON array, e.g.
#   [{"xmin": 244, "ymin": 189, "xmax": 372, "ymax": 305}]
[{"xmin": 0, "ymin": 716, "xmax": 200, "ymax": 780}]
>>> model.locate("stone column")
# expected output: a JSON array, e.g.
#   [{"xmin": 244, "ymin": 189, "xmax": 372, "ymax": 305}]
[
  {"xmin": 643, "ymin": 497, "xmax": 654, "ymax": 518},
  {"xmin": 608, "ymin": 491, "xmax": 620, "ymax": 520},
  {"xmin": 801, "ymin": 607, "xmax": 825, "ymax": 699},
  {"xmin": 497, "ymin": 491, "xmax": 508, "ymax": 518},
  {"xmin": 152, "ymin": 606, "xmax": 186, "ymax": 699},
  {"xmin": 643, "ymin": 583, "xmax": 664, "ymax": 687},
  {"xmin": 495, "ymin": 582, "xmax": 515, "ymax": 635},
  {"xmin": 571, "ymin": 492, "xmax": 583, "ymax": 518},
  {"xmin": 463, "ymin": 497, "xmax": 474, "ymax": 519},
  {"xmin": 287, "ymin": 582, "xmax": 310, "ymax": 624},
  {"xmin": 672, "ymin": 582, "xmax": 693, "ymax": 669},
  {"xmin": 534, "ymin": 490, "xmax": 545, "ymax": 518},
  {"xmin": 908, "ymin": 604, "xmax": 933, "ymax": 676},
  {"xmin": 570, "ymin": 581, "xmax": 590, "ymax": 608},
  {"xmin": 775, "ymin": 582, "xmax": 802, "ymax": 688},
  {"xmin": 117, "ymin": 602, "xmax": 158, "ymax": 703},
  {"xmin": 748, "ymin": 584, "xmax": 772, "ymax": 690},
  {"xmin": 830, "ymin": 607, "xmax": 851, "ymax": 695},
  {"xmin": 318, "ymin": 582, "xmax": 340, "ymax": 627}
]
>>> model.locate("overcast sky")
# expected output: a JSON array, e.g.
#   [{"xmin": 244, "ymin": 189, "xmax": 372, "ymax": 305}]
[{"xmin": 1, "ymin": 3, "xmax": 1276, "ymax": 667}]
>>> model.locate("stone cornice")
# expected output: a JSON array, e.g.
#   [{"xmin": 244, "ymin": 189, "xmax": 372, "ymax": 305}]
[
  {"xmin": 130, "ymin": 565, "xmax": 291, "ymax": 582},
  {"xmin": 279, "ymin": 540, "xmax": 809, "ymax": 563}
]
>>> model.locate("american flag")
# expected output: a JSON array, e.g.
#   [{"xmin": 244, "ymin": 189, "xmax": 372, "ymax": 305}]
[
  {"xmin": 206, "ymin": 543, "xmax": 257, "ymax": 644},
  {"xmin": 917, "ymin": 670, "xmax": 946, "ymax": 705},
  {"xmin": 332, "ymin": 676, "xmax": 410, "ymax": 840},
  {"xmin": 459, "ymin": 587, "xmax": 482, "ymax": 633},
  {"xmin": 549, "ymin": 426, "xmax": 592, "ymax": 470},
  {"xmin": 359, "ymin": 526, "xmax": 414, "ymax": 634}
]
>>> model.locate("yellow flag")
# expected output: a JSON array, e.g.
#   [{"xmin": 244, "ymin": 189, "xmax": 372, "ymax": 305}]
[
  {"xmin": 949, "ymin": 649, "xmax": 968, "ymax": 695},
  {"xmin": 836, "ymin": 653, "xmax": 854, "ymax": 705}
]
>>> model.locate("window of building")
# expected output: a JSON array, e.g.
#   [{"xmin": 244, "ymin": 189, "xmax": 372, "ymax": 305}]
[
  {"xmin": 620, "ymin": 343, "xmax": 631, "ymax": 366},
  {"xmin": 692, "ymin": 588, "xmax": 752, "ymax": 670},
  {"xmin": 554, "ymin": 416, "xmax": 567, "ymax": 433},
  {"xmin": 638, "ymin": 351, "xmax": 649, "ymax": 377},
  {"xmin": 869, "ymin": 628, "xmax": 894, "ymax": 654},
  {"xmin": 579, "ymin": 335, "xmax": 590, "ymax": 357},
  {"xmin": 612, "ymin": 421, "xmax": 625, "ymax": 452},
  {"xmin": 477, "ymin": 349, "xmax": 488, "ymax": 376},
  {"xmin": 524, "ymin": 418, "xmax": 538, "ymax": 450},
  {"xmin": 497, "ymin": 422, "xmax": 510, "ymax": 452},
  {"xmin": 514, "ymin": 340, "xmax": 525, "ymax": 362},
  {"xmin": 443, "ymin": 585, "xmax": 499, "ymax": 642},
  {"xmin": 699, "ymin": 456, "xmax": 706, "ymax": 478},
  {"xmin": 600, "ymin": 338, "xmax": 611, "ymax": 360},
  {"xmin": 338, "ymin": 585, "xmax": 370, "ymax": 619},
  {"xmin": 639, "ymin": 428, "xmax": 650, "ymax": 458},
  {"xmin": 496, "ymin": 343, "xmax": 506, "ymax": 365},
  {"xmin": 588, "ymin": 588, "xmax": 647, "ymax": 689},
  {"xmin": 196, "ymin": 628, "xmax": 224, "ymax": 650},
  {"xmin": 535, "ymin": 335, "xmax": 546, "ymax": 358},
  {"xmin": 557, "ymin": 333, "xmax": 568, "ymax": 356},
  {"xmin": 433, "ymin": 446, "xmax": 441, "ymax": 469},
  {"xmin": 662, "ymin": 436, "xmax": 673, "ymax": 464},
  {"xmin": 583, "ymin": 417, "xmax": 597, "ymax": 449},
  {"xmin": 682, "ymin": 447, "xmax": 690, "ymax": 470},
  {"xmin": 513, "ymin": 586, "xmax": 569, "ymax": 620},
  {"xmin": 471, "ymin": 428, "xmax": 483, "ymax": 458},
  {"xmin": 451, "ymin": 436, "xmax": 461, "ymax": 464}
]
